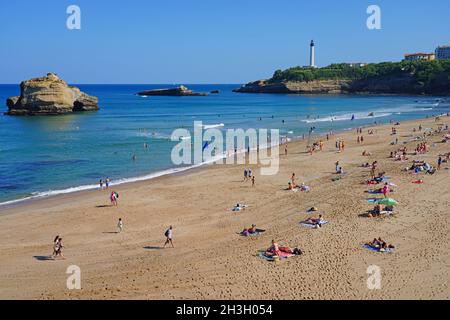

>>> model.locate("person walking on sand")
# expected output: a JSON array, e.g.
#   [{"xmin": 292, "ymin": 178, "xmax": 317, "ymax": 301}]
[
  {"xmin": 163, "ymin": 226, "xmax": 174, "ymax": 248},
  {"xmin": 110, "ymin": 191, "xmax": 119, "ymax": 206},
  {"xmin": 243, "ymin": 169, "xmax": 248, "ymax": 182},
  {"xmin": 99, "ymin": 179, "xmax": 103, "ymax": 189},
  {"xmin": 117, "ymin": 218, "xmax": 123, "ymax": 233},
  {"xmin": 437, "ymin": 156, "xmax": 442, "ymax": 170},
  {"xmin": 252, "ymin": 175, "xmax": 255, "ymax": 187},
  {"xmin": 382, "ymin": 183, "xmax": 390, "ymax": 198},
  {"xmin": 105, "ymin": 178, "xmax": 110, "ymax": 189},
  {"xmin": 52, "ymin": 235, "xmax": 60, "ymax": 258},
  {"xmin": 53, "ymin": 236, "xmax": 65, "ymax": 260},
  {"xmin": 285, "ymin": 145, "xmax": 288, "ymax": 156}
]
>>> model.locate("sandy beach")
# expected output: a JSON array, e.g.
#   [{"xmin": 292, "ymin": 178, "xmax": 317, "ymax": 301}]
[{"xmin": 0, "ymin": 116, "xmax": 449, "ymax": 300}]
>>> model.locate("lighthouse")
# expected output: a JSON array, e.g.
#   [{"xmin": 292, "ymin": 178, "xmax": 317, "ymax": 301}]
[{"xmin": 310, "ymin": 40, "xmax": 316, "ymax": 67}]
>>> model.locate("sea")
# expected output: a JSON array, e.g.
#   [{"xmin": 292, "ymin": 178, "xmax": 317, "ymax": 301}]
[{"xmin": 0, "ymin": 84, "xmax": 448, "ymax": 207}]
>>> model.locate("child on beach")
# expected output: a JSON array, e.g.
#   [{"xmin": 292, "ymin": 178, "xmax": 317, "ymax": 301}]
[
  {"xmin": 117, "ymin": 218, "xmax": 123, "ymax": 233},
  {"xmin": 163, "ymin": 226, "xmax": 174, "ymax": 248},
  {"xmin": 252, "ymin": 175, "xmax": 255, "ymax": 187}
]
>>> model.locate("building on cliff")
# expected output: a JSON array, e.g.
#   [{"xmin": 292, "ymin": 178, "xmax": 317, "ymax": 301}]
[
  {"xmin": 435, "ymin": 45, "xmax": 450, "ymax": 60},
  {"xmin": 403, "ymin": 53, "xmax": 436, "ymax": 61}
]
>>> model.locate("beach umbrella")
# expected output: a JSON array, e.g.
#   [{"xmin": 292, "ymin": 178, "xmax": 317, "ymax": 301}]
[{"xmin": 377, "ymin": 198, "xmax": 399, "ymax": 206}]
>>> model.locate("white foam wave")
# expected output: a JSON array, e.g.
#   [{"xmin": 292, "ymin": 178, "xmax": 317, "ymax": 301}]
[
  {"xmin": 202, "ymin": 123, "xmax": 225, "ymax": 129},
  {"xmin": 301, "ymin": 112, "xmax": 392, "ymax": 124}
]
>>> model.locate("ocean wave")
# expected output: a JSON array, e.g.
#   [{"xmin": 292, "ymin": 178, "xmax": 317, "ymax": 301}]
[
  {"xmin": 301, "ymin": 112, "xmax": 392, "ymax": 124},
  {"xmin": 202, "ymin": 123, "xmax": 225, "ymax": 129}
]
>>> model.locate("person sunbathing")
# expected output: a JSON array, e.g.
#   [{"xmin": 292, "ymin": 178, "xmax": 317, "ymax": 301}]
[
  {"xmin": 233, "ymin": 203, "xmax": 247, "ymax": 211},
  {"xmin": 373, "ymin": 172, "xmax": 386, "ymax": 183},
  {"xmin": 264, "ymin": 240, "xmax": 280, "ymax": 257},
  {"xmin": 287, "ymin": 182, "xmax": 298, "ymax": 190},
  {"xmin": 242, "ymin": 224, "xmax": 257, "ymax": 236},
  {"xmin": 265, "ymin": 240, "xmax": 302, "ymax": 257},
  {"xmin": 299, "ymin": 183, "xmax": 310, "ymax": 192},
  {"xmin": 366, "ymin": 238, "xmax": 395, "ymax": 251},
  {"xmin": 303, "ymin": 215, "xmax": 325, "ymax": 226},
  {"xmin": 372, "ymin": 204, "xmax": 382, "ymax": 215}
]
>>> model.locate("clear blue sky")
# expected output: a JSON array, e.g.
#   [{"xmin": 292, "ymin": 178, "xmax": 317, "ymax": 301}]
[{"xmin": 0, "ymin": 0, "xmax": 449, "ymax": 84}]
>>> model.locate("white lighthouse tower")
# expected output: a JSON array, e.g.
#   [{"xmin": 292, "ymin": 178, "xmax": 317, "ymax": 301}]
[{"xmin": 310, "ymin": 40, "xmax": 316, "ymax": 68}]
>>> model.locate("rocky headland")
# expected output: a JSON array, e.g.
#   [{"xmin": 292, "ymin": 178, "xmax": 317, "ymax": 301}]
[{"xmin": 234, "ymin": 61, "xmax": 450, "ymax": 95}]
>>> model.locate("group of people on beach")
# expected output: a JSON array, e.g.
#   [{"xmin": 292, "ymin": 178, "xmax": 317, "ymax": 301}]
[
  {"xmin": 335, "ymin": 140, "xmax": 345, "ymax": 152},
  {"xmin": 243, "ymin": 168, "xmax": 255, "ymax": 186},
  {"xmin": 99, "ymin": 178, "xmax": 111, "ymax": 189},
  {"xmin": 49, "ymin": 115, "xmax": 449, "ymax": 263}
]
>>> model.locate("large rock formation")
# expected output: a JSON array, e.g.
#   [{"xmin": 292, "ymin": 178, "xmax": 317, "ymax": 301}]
[
  {"xmin": 137, "ymin": 85, "xmax": 208, "ymax": 96},
  {"xmin": 6, "ymin": 73, "xmax": 99, "ymax": 115}
]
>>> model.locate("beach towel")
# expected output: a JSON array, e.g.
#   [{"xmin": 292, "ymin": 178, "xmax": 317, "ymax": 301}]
[
  {"xmin": 231, "ymin": 204, "xmax": 248, "ymax": 212},
  {"xmin": 239, "ymin": 229, "xmax": 266, "ymax": 237},
  {"xmin": 363, "ymin": 244, "xmax": 394, "ymax": 253},
  {"xmin": 412, "ymin": 180, "xmax": 424, "ymax": 184},
  {"xmin": 387, "ymin": 182, "xmax": 398, "ymax": 187},
  {"xmin": 300, "ymin": 220, "xmax": 329, "ymax": 228}
]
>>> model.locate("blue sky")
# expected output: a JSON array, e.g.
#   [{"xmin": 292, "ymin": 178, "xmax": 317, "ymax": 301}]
[{"xmin": 0, "ymin": 0, "xmax": 449, "ymax": 84}]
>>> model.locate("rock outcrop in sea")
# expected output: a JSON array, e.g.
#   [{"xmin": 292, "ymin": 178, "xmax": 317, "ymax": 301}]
[
  {"xmin": 6, "ymin": 73, "xmax": 99, "ymax": 115},
  {"xmin": 137, "ymin": 85, "xmax": 208, "ymax": 96}
]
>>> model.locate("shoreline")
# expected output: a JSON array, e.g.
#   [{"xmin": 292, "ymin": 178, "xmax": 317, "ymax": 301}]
[
  {"xmin": 0, "ymin": 114, "xmax": 449, "ymax": 299},
  {"xmin": 0, "ymin": 113, "xmax": 446, "ymax": 211}
]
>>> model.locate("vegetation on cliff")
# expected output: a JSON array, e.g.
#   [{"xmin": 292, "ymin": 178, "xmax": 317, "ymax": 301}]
[{"xmin": 270, "ymin": 60, "xmax": 450, "ymax": 90}]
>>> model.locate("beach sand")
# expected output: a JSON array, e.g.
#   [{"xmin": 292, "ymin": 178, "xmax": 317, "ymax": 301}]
[{"xmin": 0, "ymin": 116, "xmax": 449, "ymax": 300}]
